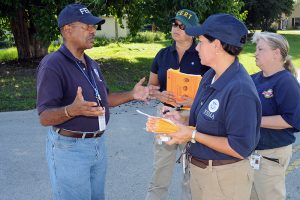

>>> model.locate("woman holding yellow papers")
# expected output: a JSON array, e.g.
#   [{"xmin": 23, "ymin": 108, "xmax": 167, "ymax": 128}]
[
  {"xmin": 145, "ymin": 9, "xmax": 209, "ymax": 200},
  {"xmin": 148, "ymin": 14, "xmax": 262, "ymax": 200}
]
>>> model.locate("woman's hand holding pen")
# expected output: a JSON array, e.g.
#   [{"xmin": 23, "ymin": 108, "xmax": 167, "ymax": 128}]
[
  {"xmin": 67, "ymin": 87, "xmax": 105, "ymax": 117},
  {"xmin": 162, "ymin": 107, "xmax": 188, "ymax": 125}
]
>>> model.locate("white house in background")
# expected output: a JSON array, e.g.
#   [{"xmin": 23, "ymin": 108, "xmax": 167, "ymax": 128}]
[
  {"xmin": 280, "ymin": 0, "xmax": 300, "ymax": 29},
  {"xmin": 96, "ymin": 16, "xmax": 130, "ymax": 39}
]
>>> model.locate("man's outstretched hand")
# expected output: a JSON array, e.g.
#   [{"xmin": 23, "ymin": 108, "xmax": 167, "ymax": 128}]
[{"xmin": 132, "ymin": 77, "xmax": 160, "ymax": 101}]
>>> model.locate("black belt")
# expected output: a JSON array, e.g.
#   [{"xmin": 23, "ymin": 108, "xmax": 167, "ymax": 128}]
[
  {"xmin": 53, "ymin": 127, "xmax": 104, "ymax": 139},
  {"xmin": 262, "ymin": 156, "xmax": 279, "ymax": 164}
]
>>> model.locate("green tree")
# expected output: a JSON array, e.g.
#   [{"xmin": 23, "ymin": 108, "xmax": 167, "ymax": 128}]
[
  {"xmin": 243, "ymin": 0, "xmax": 294, "ymax": 31},
  {"xmin": 0, "ymin": 0, "xmax": 246, "ymax": 60},
  {"xmin": 0, "ymin": 0, "xmax": 106, "ymax": 60},
  {"xmin": 107, "ymin": 0, "xmax": 247, "ymax": 36},
  {"xmin": 0, "ymin": 17, "xmax": 9, "ymax": 41},
  {"xmin": 0, "ymin": 1, "xmax": 67, "ymax": 60}
]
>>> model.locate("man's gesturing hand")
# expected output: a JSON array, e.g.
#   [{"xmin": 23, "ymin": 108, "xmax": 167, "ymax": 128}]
[{"xmin": 67, "ymin": 87, "xmax": 105, "ymax": 117}]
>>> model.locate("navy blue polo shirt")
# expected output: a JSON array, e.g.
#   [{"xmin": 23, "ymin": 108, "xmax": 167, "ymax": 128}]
[
  {"xmin": 251, "ymin": 70, "xmax": 300, "ymax": 150},
  {"xmin": 188, "ymin": 59, "xmax": 262, "ymax": 160},
  {"xmin": 37, "ymin": 44, "xmax": 110, "ymax": 132},
  {"xmin": 151, "ymin": 41, "xmax": 210, "ymax": 91}
]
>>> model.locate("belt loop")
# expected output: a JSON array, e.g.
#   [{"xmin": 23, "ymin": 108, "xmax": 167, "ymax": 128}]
[
  {"xmin": 93, "ymin": 133, "xmax": 97, "ymax": 137},
  {"xmin": 208, "ymin": 160, "xmax": 213, "ymax": 171},
  {"xmin": 82, "ymin": 133, "xmax": 86, "ymax": 139}
]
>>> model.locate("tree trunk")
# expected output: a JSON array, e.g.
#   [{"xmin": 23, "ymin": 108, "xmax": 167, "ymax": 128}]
[{"xmin": 9, "ymin": 8, "xmax": 49, "ymax": 61}]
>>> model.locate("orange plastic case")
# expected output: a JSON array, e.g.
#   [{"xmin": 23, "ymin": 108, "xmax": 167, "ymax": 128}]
[{"xmin": 166, "ymin": 69, "xmax": 202, "ymax": 107}]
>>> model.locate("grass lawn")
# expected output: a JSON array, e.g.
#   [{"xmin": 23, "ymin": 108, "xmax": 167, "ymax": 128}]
[
  {"xmin": 0, "ymin": 30, "xmax": 299, "ymax": 111},
  {"xmin": 86, "ymin": 41, "xmax": 170, "ymax": 91}
]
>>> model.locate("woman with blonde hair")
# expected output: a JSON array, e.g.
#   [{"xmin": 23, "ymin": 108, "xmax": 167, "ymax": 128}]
[{"xmin": 251, "ymin": 32, "xmax": 300, "ymax": 200}]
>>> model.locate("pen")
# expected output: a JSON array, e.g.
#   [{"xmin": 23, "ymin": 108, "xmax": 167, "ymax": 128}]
[
  {"xmin": 162, "ymin": 105, "xmax": 183, "ymax": 115},
  {"xmin": 96, "ymin": 94, "xmax": 104, "ymax": 108}
]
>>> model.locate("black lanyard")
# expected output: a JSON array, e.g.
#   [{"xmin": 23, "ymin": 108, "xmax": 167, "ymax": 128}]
[{"xmin": 74, "ymin": 62, "xmax": 104, "ymax": 107}]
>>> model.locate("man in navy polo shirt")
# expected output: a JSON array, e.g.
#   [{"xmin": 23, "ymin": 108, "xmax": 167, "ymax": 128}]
[
  {"xmin": 147, "ymin": 14, "xmax": 262, "ymax": 199},
  {"xmin": 36, "ymin": 3, "xmax": 157, "ymax": 200}
]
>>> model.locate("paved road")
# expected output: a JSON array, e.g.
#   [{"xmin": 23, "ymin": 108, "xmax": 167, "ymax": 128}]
[{"xmin": 0, "ymin": 100, "xmax": 300, "ymax": 200}]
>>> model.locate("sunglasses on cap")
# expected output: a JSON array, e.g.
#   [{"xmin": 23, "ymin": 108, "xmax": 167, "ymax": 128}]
[{"xmin": 172, "ymin": 22, "xmax": 186, "ymax": 30}]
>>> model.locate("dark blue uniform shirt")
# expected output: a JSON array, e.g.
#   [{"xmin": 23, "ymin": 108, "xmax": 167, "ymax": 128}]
[
  {"xmin": 189, "ymin": 59, "xmax": 262, "ymax": 160},
  {"xmin": 252, "ymin": 70, "xmax": 300, "ymax": 150},
  {"xmin": 151, "ymin": 41, "xmax": 209, "ymax": 92},
  {"xmin": 37, "ymin": 44, "xmax": 110, "ymax": 132}
]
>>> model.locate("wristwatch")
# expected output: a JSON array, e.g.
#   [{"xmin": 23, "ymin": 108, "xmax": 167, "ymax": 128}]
[{"xmin": 191, "ymin": 130, "xmax": 197, "ymax": 143}]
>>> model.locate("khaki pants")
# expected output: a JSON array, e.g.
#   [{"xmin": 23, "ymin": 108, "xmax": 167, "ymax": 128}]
[
  {"xmin": 250, "ymin": 145, "xmax": 292, "ymax": 200},
  {"xmin": 145, "ymin": 104, "xmax": 191, "ymax": 200},
  {"xmin": 190, "ymin": 159, "xmax": 253, "ymax": 200},
  {"xmin": 145, "ymin": 142, "xmax": 191, "ymax": 200}
]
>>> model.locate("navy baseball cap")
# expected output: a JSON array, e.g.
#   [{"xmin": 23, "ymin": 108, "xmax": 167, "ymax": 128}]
[
  {"xmin": 58, "ymin": 3, "xmax": 105, "ymax": 28},
  {"xmin": 185, "ymin": 13, "xmax": 248, "ymax": 47},
  {"xmin": 171, "ymin": 9, "xmax": 199, "ymax": 27}
]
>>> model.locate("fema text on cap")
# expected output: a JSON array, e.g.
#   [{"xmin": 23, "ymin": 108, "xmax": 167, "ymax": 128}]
[{"xmin": 80, "ymin": 8, "xmax": 90, "ymax": 14}]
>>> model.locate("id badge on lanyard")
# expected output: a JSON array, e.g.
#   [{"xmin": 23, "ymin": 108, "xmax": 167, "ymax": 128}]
[
  {"xmin": 75, "ymin": 61, "xmax": 106, "ymax": 131},
  {"xmin": 98, "ymin": 115, "xmax": 106, "ymax": 132}
]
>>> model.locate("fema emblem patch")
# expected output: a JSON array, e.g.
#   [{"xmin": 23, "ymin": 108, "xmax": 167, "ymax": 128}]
[
  {"xmin": 208, "ymin": 99, "xmax": 219, "ymax": 113},
  {"xmin": 262, "ymin": 89, "xmax": 273, "ymax": 98}
]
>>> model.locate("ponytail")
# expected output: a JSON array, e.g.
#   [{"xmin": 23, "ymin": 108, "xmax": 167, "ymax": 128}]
[{"xmin": 283, "ymin": 55, "xmax": 297, "ymax": 78}]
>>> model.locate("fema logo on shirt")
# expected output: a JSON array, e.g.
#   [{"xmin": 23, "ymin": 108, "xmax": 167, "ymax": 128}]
[
  {"xmin": 208, "ymin": 99, "xmax": 219, "ymax": 112},
  {"xmin": 203, "ymin": 99, "xmax": 219, "ymax": 120}
]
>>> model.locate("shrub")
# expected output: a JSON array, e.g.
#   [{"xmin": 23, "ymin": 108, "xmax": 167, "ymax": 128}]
[
  {"xmin": 93, "ymin": 31, "xmax": 166, "ymax": 47},
  {"xmin": 266, "ymin": 28, "xmax": 277, "ymax": 33},
  {"xmin": 48, "ymin": 42, "xmax": 61, "ymax": 53},
  {"xmin": 93, "ymin": 37, "xmax": 112, "ymax": 47},
  {"xmin": 128, "ymin": 31, "xmax": 165, "ymax": 43},
  {"xmin": 0, "ymin": 47, "xmax": 18, "ymax": 61}
]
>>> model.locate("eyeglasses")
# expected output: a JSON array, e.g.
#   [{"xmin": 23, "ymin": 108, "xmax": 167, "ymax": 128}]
[
  {"xmin": 69, "ymin": 23, "xmax": 98, "ymax": 31},
  {"xmin": 172, "ymin": 22, "xmax": 186, "ymax": 30}
]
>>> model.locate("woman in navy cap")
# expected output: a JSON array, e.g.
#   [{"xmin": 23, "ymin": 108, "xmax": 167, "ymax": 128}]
[
  {"xmin": 250, "ymin": 32, "xmax": 300, "ymax": 200},
  {"xmin": 146, "ymin": 9, "xmax": 209, "ymax": 200},
  {"xmin": 147, "ymin": 13, "xmax": 261, "ymax": 199}
]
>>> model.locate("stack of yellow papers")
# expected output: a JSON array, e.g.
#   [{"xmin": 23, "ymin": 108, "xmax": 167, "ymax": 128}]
[
  {"xmin": 148, "ymin": 117, "xmax": 179, "ymax": 134},
  {"xmin": 136, "ymin": 110, "xmax": 195, "ymax": 134}
]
